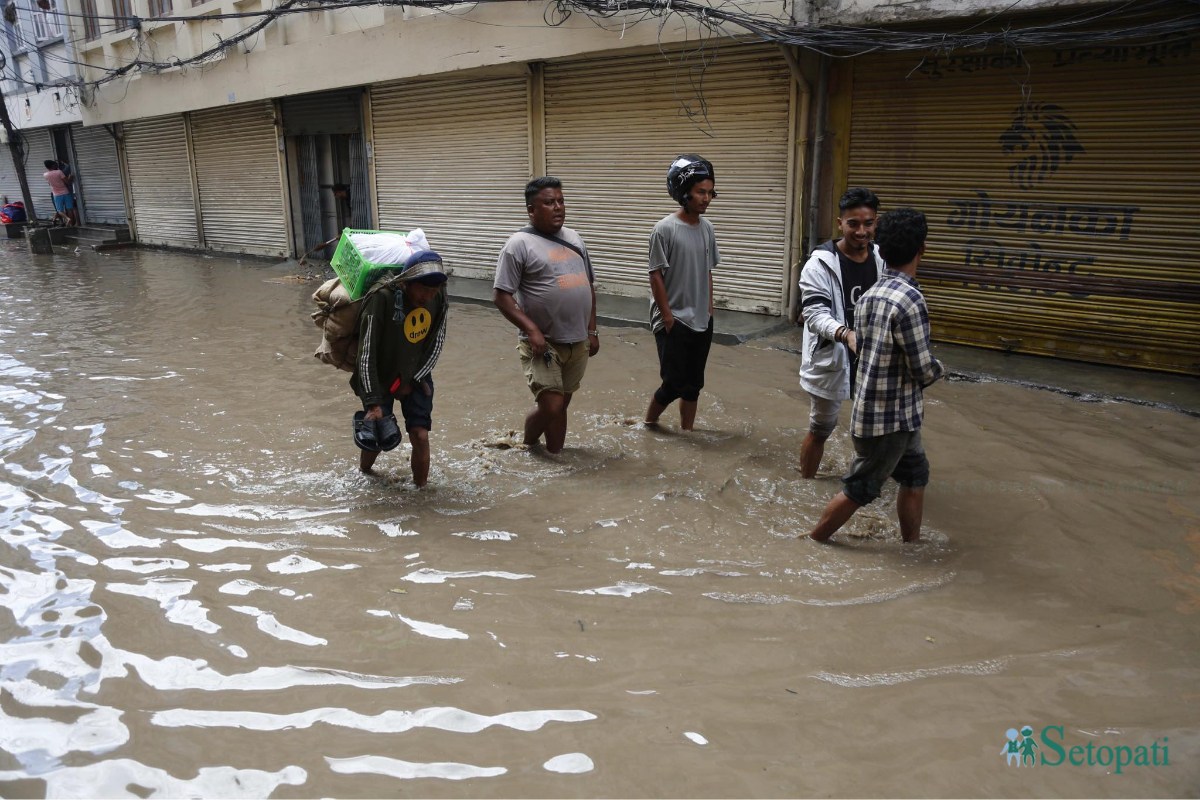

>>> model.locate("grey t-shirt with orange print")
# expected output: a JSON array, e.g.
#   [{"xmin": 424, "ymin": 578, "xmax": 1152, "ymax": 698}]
[{"xmin": 494, "ymin": 226, "xmax": 594, "ymax": 344}]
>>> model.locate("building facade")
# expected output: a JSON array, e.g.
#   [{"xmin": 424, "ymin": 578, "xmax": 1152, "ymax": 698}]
[
  {"xmin": 58, "ymin": 0, "xmax": 1200, "ymax": 374},
  {"xmin": 1, "ymin": 0, "xmax": 126, "ymax": 223}
]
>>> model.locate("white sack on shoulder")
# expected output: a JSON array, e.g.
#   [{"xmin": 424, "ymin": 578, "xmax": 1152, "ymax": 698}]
[{"xmin": 349, "ymin": 229, "xmax": 431, "ymax": 266}]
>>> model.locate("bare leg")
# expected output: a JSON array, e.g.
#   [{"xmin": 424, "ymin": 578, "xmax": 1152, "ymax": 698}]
[
  {"xmin": 679, "ymin": 399, "xmax": 698, "ymax": 431},
  {"xmin": 409, "ymin": 427, "xmax": 430, "ymax": 487},
  {"xmin": 359, "ymin": 448, "xmax": 379, "ymax": 474},
  {"xmin": 525, "ymin": 391, "xmax": 567, "ymax": 452},
  {"xmin": 644, "ymin": 397, "xmax": 668, "ymax": 426},
  {"xmin": 545, "ymin": 393, "xmax": 572, "ymax": 453},
  {"xmin": 809, "ymin": 491, "xmax": 860, "ymax": 542},
  {"xmin": 799, "ymin": 432, "xmax": 827, "ymax": 479},
  {"xmin": 897, "ymin": 486, "xmax": 925, "ymax": 542}
]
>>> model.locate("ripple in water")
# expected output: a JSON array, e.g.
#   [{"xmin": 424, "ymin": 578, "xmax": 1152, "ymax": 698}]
[
  {"xmin": 154, "ymin": 706, "xmax": 596, "ymax": 733},
  {"xmin": 327, "ymin": 756, "xmax": 505, "ymax": 781},
  {"xmin": 543, "ymin": 753, "xmax": 595, "ymax": 774}
]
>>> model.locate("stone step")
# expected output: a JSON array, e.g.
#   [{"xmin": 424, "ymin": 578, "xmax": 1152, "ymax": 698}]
[{"xmin": 59, "ymin": 225, "xmax": 132, "ymax": 247}]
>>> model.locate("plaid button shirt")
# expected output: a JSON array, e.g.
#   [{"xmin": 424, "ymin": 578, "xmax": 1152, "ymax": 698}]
[{"xmin": 850, "ymin": 269, "xmax": 944, "ymax": 437}]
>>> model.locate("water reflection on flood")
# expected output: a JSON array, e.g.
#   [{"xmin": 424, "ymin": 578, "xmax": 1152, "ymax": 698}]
[{"xmin": 1, "ymin": 242, "xmax": 1198, "ymax": 797}]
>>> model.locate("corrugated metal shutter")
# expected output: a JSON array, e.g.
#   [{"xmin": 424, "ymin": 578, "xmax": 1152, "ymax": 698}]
[
  {"xmin": 371, "ymin": 75, "xmax": 530, "ymax": 278},
  {"xmin": 0, "ymin": 140, "xmax": 24, "ymax": 208},
  {"xmin": 847, "ymin": 46, "xmax": 1200, "ymax": 375},
  {"xmin": 21, "ymin": 128, "xmax": 56, "ymax": 220},
  {"xmin": 190, "ymin": 103, "xmax": 288, "ymax": 257},
  {"xmin": 281, "ymin": 90, "xmax": 362, "ymax": 136},
  {"xmin": 348, "ymin": 132, "xmax": 371, "ymax": 229},
  {"xmin": 298, "ymin": 136, "xmax": 324, "ymax": 252},
  {"xmin": 71, "ymin": 124, "xmax": 127, "ymax": 224},
  {"xmin": 123, "ymin": 115, "xmax": 198, "ymax": 247},
  {"xmin": 544, "ymin": 45, "xmax": 794, "ymax": 314}
]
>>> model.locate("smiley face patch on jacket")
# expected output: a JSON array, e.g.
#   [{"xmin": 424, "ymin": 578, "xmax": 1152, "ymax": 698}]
[{"xmin": 404, "ymin": 308, "xmax": 431, "ymax": 343}]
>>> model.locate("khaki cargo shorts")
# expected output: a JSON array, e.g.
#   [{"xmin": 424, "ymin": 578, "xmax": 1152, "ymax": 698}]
[{"xmin": 518, "ymin": 339, "xmax": 589, "ymax": 398}]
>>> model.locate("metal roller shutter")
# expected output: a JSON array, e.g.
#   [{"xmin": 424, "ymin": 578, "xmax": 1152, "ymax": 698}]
[
  {"xmin": 71, "ymin": 124, "xmax": 127, "ymax": 224},
  {"xmin": 371, "ymin": 76, "xmax": 530, "ymax": 279},
  {"xmin": 281, "ymin": 90, "xmax": 362, "ymax": 136},
  {"xmin": 190, "ymin": 103, "xmax": 289, "ymax": 257},
  {"xmin": 0, "ymin": 136, "xmax": 24, "ymax": 209},
  {"xmin": 21, "ymin": 128, "xmax": 56, "ymax": 221},
  {"xmin": 123, "ymin": 115, "xmax": 198, "ymax": 247},
  {"xmin": 544, "ymin": 45, "xmax": 795, "ymax": 314},
  {"xmin": 847, "ymin": 46, "xmax": 1200, "ymax": 375},
  {"xmin": 348, "ymin": 132, "xmax": 371, "ymax": 230}
]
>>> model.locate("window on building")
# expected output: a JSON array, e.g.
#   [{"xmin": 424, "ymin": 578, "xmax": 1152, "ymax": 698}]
[
  {"xmin": 111, "ymin": 0, "xmax": 132, "ymax": 31},
  {"xmin": 30, "ymin": 0, "xmax": 61, "ymax": 40},
  {"xmin": 6, "ymin": 5, "xmax": 25, "ymax": 50},
  {"xmin": 147, "ymin": 0, "xmax": 171, "ymax": 18},
  {"xmin": 80, "ymin": 0, "xmax": 99, "ymax": 39}
]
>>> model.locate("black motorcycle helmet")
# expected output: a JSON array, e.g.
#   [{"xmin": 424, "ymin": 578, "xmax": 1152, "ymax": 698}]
[{"xmin": 666, "ymin": 154, "xmax": 716, "ymax": 207}]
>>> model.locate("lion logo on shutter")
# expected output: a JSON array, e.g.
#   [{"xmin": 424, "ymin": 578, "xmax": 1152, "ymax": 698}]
[{"xmin": 999, "ymin": 102, "xmax": 1084, "ymax": 191}]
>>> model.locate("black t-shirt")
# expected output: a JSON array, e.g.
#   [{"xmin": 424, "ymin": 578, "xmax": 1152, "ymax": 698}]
[
  {"xmin": 838, "ymin": 248, "xmax": 876, "ymax": 331},
  {"xmin": 837, "ymin": 247, "xmax": 876, "ymax": 389}
]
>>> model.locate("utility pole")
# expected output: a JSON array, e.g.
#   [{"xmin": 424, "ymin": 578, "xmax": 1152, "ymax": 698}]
[{"xmin": 0, "ymin": 52, "xmax": 38, "ymax": 221}]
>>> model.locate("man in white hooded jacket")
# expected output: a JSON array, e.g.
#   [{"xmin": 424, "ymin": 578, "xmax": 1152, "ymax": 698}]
[{"xmin": 797, "ymin": 187, "xmax": 884, "ymax": 478}]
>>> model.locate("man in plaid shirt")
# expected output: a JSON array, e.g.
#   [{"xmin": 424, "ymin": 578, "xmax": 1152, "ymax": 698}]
[{"xmin": 809, "ymin": 208, "xmax": 944, "ymax": 543}]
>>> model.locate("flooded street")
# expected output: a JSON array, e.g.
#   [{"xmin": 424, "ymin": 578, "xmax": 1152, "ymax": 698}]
[{"xmin": 1, "ymin": 242, "xmax": 1197, "ymax": 798}]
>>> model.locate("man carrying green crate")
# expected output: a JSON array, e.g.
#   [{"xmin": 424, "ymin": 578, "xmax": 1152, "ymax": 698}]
[
  {"xmin": 350, "ymin": 250, "xmax": 449, "ymax": 483},
  {"xmin": 493, "ymin": 177, "xmax": 600, "ymax": 454}
]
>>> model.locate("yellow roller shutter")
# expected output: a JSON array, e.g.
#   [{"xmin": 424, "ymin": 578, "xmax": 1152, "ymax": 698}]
[
  {"xmin": 544, "ymin": 45, "xmax": 795, "ymax": 315},
  {"xmin": 847, "ymin": 44, "xmax": 1200, "ymax": 374},
  {"xmin": 370, "ymin": 75, "xmax": 531, "ymax": 279}
]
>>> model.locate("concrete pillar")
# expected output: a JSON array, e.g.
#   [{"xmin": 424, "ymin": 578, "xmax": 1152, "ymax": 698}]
[{"xmin": 27, "ymin": 226, "xmax": 53, "ymax": 254}]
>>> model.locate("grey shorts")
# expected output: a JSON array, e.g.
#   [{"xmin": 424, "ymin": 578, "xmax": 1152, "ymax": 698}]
[
  {"xmin": 807, "ymin": 393, "xmax": 842, "ymax": 438},
  {"xmin": 842, "ymin": 430, "xmax": 930, "ymax": 506}
]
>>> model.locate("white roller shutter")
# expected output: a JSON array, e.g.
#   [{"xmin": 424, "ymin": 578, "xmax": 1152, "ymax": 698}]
[
  {"xmin": 371, "ymin": 76, "xmax": 530, "ymax": 279},
  {"xmin": 71, "ymin": 124, "xmax": 127, "ymax": 224},
  {"xmin": 190, "ymin": 103, "xmax": 288, "ymax": 257},
  {"xmin": 0, "ymin": 142, "xmax": 24, "ymax": 209},
  {"xmin": 545, "ymin": 45, "xmax": 794, "ymax": 314},
  {"xmin": 21, "ymin": 128, "xmax": 56, "ymax": 221},
  {"xmin": 123, "ymin": 115, "xmax": 198, "ymax": 247}
]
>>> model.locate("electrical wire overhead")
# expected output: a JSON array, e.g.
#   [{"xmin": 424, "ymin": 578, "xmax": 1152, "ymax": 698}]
[{"xmin": 4, "ymin": 0, "xmax": 1198, "ymax": 92}]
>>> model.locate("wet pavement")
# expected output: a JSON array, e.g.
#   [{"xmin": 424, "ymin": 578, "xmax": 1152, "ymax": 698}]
[{"xmin": 0, "ymin": 241, "xmax": 1197, "ymax": 797}]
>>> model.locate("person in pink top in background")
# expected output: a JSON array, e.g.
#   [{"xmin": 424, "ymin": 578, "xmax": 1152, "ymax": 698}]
[{"xmin": 42, "ymin": 160, "xmax": 77, "ymax": 226}]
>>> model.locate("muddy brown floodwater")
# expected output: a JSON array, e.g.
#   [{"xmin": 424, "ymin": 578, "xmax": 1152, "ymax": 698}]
[{"xmin": 0, "ymin": 242, "xmax": 1197, "ymax": 798}]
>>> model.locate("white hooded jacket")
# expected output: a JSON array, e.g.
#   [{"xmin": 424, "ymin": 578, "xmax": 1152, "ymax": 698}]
[{"xmin": 798, "ymin": 240, "xmax": 884, "ymax": 401}]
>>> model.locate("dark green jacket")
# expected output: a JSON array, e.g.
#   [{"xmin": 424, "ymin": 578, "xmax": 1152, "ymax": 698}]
[{"xmin": 350, "ymin": 284, "xmax": 448, "ymax": 407}]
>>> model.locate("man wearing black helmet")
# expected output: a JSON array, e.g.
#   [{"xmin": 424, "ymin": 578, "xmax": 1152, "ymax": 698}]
[{"xmin": 642, "ymin": 155, "xmax": 720, "ymax": 431}]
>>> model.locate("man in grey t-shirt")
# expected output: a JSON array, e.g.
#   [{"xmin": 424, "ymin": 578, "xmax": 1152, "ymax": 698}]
[
  {"xmin": 494, "ymin": 177, "xmax": 599, "ymax": 454},
  {"xmin": 643, "ymin": 155, "xmax": 720, "ymax": 431}
]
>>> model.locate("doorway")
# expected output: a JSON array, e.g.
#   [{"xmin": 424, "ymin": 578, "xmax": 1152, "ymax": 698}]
[{"xmin": 281, "ymin": 90, "xmax": 370, "ymax": 260}]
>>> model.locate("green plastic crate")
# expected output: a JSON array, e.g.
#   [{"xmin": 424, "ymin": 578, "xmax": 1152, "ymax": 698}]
[{"xmin": 330, "ymin": 228, "xmax": 412, "ymax": 300}]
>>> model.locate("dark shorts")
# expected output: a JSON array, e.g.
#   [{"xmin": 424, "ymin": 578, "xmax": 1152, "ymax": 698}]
[
  {"xmin": 842, "ymin": 429, "xmax": 930, "ymax": 506},
  {"xmin": 372, "ymin": 377, "xmax": 435, "ymax": 432},
  {"xmin": 653, "ymin": 318, "xmax": 714, "ymax": 405}
]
